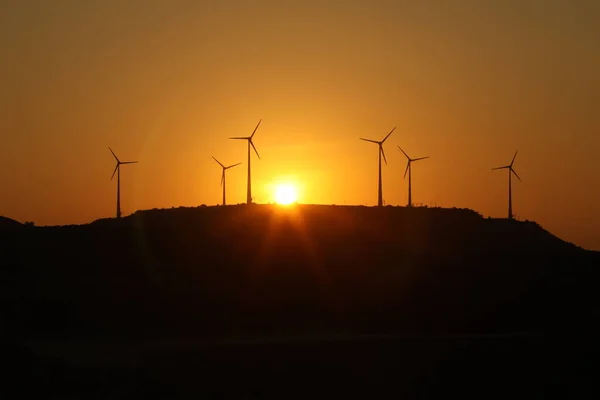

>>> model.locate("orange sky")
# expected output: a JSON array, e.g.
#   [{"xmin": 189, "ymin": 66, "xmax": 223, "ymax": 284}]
[{"xmin": 1, "ymin": 1, "xmax": 599, "ymax": 250}]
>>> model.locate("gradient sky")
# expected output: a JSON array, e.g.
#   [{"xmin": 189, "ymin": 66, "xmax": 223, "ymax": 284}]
[{"xmin": 1, "ymin": 0, "xmax": 599, "ymax": 250}]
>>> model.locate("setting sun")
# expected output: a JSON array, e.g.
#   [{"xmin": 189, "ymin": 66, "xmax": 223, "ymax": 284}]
[{"xmin": 274, "ymin": 183, "xmax": 298, "ymax": 205}]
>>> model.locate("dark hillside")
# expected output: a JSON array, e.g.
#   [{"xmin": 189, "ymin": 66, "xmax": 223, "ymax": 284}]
[
  {"xmin": 2, "ymin": 204, "xmax": 598, "ymax": 341},
  {"xmin": 0, "ymin": 216, "xmax": 23, "ymax": 229}
]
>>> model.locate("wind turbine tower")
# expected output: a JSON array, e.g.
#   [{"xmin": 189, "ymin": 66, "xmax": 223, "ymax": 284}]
[
  {"xmin": 360, "ymin": 127, "xmax": 395, "ymax": 207},
  {"xmin": 109, "ymin": 147, "xmax": 138, "ymax": 219},
  {"xmin": 492, "ymin": 150, "xmax": 522, "ymax": 220},
  {"xmin": 229, "ymin": 119, "xmax": 262, "ymax": 204},
  {"xmin": 397, "ymin": 146, "xmax": 430, "ymax": 207},
  {"xmin": 212, "ymin": 156, "xmax": 241, "ymax": 206}
]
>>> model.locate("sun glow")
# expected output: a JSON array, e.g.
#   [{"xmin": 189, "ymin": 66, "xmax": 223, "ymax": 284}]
[{"xmin": 274, "ymin": 183, "xmax": 298, "ymax": 205}]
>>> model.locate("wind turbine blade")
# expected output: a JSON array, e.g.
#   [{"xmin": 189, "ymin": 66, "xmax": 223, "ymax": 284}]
[
  {"xmin": 397, "ymin": 145, "xmax": 410, "ymax": 160},
  {"xmin": 381, "ymin": 146, "xmax": 388, "ymax": 165},
  {"xmin": 121, "ymin": 161, "xmax": 137, "ymax": 164},
  {"xmin": 491, "ymin": 166, "xmax": 509, "ymax": 170},
  {"xmin": 510, "ymin": 150, "xmax": 518, "ymax": 166},
  {"xmin": 250, "ymin": 119, "xmax": 262, "ymax": 138},
  {"xmin": 250, "ymin": 139, "xmax": 260, "ymax": 159},
  {"xmin": 511, "ymin": 168, "xmax": 522, "ymax": 182},
  {"xmin": 403, "ymin": 162, "xmax": 410, "ymax": 179},
  {"xmin": 412, "ymin": 156, "xmax": 430, "ymax": 162},
  {"xmin": 212, "ymin": 156, "xmax": 225, "ymax": 168},
  {"xmin": 220, "ymin": 171, "xmax": 224, "ymax": 187},
  {"xmin": 109, "ymin": 147, "xmax": 120, "ymax": 163},
  {"xmin": 225, "ymin": 162, "xmax": 242, "ymax": 169},
  {"xmin": 360, "ymin": 138, "xmax": 379, "ymax": 144},
  {"xmin": 111, "ymin": 164, "xmax": 119, "ymax": 180},
  {"xmin": 229, "ymin": 136, "xmax": 249, "ymax": 140},
  {"xmin": 381, "ymin": 127, "xmax": 395, "ymax": 143}
]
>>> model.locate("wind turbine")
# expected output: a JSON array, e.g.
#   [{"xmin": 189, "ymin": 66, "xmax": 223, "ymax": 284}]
[
  {"xmin": 397, "ymin": 146, "xmax": 430, "ymax": 207},
  {"xmin": 492, "ymin": 150, "xmax": 522, "ymax": 220},
  {"xmin": 212, "ymin": 156, "xmax": 241, "ymax": 206},
  {"xmin": 109, "ymin": 147, "xmax": 137, "ymax": 219},
  {"xmin": 229, "ymin": 119, "xmax": 261, "ymax": 204},
  {"xmin": 360, "ymin": 127, "xmax": 395, "ymax": 207}
]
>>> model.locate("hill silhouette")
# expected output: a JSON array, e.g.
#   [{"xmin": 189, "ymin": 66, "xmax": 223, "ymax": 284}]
[
  {"xmin": 0, "ymin": 205, "xmax": 600, "ymax": 399},
  {"xmin": 0, "ymin": 216, "xmax": 24, "ymax": 229},
  {"xmin": 2, "ymin": 204, "xmax": 598, "ymax": 340},
  {"xmin": 2, "ymin": 205, "xmax": 599, "ymax": 398}
]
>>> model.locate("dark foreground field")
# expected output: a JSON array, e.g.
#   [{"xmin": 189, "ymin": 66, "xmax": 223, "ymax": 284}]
[
  {"xmin": 5, "ymin": 333, "xmax": 598, "ymax": 398},
  {"xmin": 1, "ymin": 205, "xmax": 599, "ymax": 398}
]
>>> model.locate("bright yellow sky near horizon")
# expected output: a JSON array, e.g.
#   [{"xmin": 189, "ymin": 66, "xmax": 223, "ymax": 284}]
[{"xmin": 1, "ymin": 1, "xmax": 599, "ymax": 250}]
